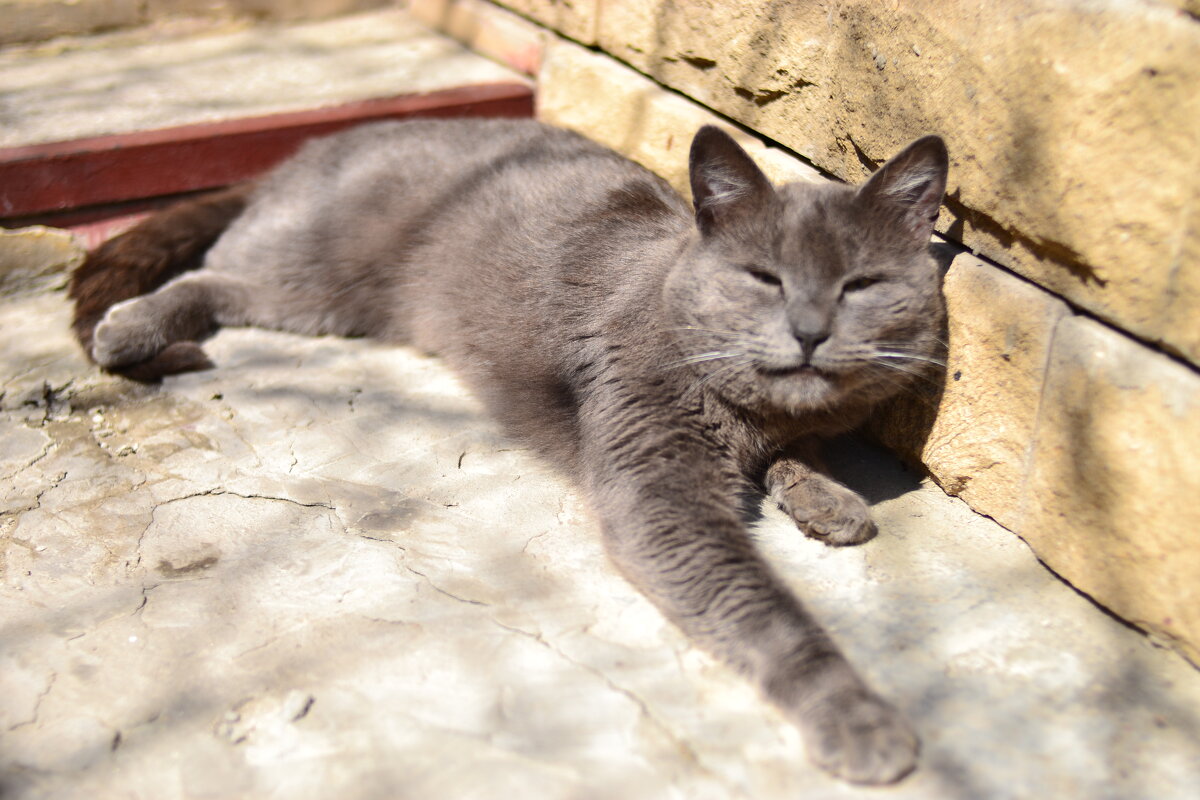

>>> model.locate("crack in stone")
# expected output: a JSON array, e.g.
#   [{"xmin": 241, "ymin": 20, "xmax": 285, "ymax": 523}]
[
  {"xmin": 521, "ymin": 530, "xmax": 550, "ymax": 555},
  {"xmin": 135, "ymin": 583, "xmax": 158, "ymax": 613},
  {"xmin": 0, "ymin": 428, "xmax": 55, "ymax": 482},
  {"xmin": 220, "ymin": 413, "xmax": 269, "ymax": 473},
  {"xmin": 489, "ymin": 619, "xmax": 730, "ymax": 788},
  {"xmin": 218, "ymin": 489, "xmax": 335, "ymax": 510},
  {"xmin": 151, "ymin": 487, "xmax": 335, "ymax": 511},
  {"xmin": 29, "ymin": 380, "xmax": 75, "ymax": 426},
  {"xmin": 1, "ymin": 469, "xmax": 68, "ymax": 527},
  {"xmin": 353, "ymin": 614, "xmax": 413, "ymax": 627},
  {"xmin": 128, "ymin": 488, "xmax": 332, "ymax": 577},
  {"xmin": 7, "ymin": 670, "xmax": 57, "ymax": 732},
  {"xmin": 402, "ymin": 564, "xmax": 490, "ymax": 607},
  {"xmin": 234, "ymin": 635, "xmax": 284, "ymax": 661},
  {"xmin": 354, "ymin": 532, "xmax": 407, "ymax": 549}
]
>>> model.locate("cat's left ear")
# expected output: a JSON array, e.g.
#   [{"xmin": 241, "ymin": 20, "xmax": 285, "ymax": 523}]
[
  {"xmin": 857, "ymin": 135, "xmax": 949, "ymax": 241},
  {"xmin": 689, "ymin": 126, "xmax": 774, "ymax": 237}
]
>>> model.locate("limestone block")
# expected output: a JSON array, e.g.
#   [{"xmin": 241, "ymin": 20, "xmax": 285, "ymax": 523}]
[
  {"xmin": 0, "ymin": 226, "xmax": 83, "ymax": 295},
  {"xmin": 597, "ymin": 0, "xmax": 1200, "ymax": 366},
  {"xmin": 874, "ymin": 251, "xmax": 1070, "ymax": 534},
  {"xmin": 145, "ymin": 0, "xmax": 388, "ymax": 23},
  {"xmin": 537, "ymin": 39, "xmax": 822, "ymax": 202},
  {"xmin": 493, "ymin": 0, "xmax": 597, "ymax": 44},
  {"xmin": 409, "ymin": 0, "xmax": 549, "ymax": 75},
  {"xmin": 0, "ymin": 0, "xmax": 141, "ymax": 45},
  {"xmin": 0, "ymin": 0, "xmax": 388, "ymax": 44},
  {"xmin": 1023, "ymin": 315, "xmax": 1200, "ymax": 666}
]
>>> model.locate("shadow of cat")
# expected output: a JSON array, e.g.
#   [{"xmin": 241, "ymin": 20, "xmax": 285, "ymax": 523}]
[{"xmin": 857, "ymin": 240, "xmax": 955, "ymax": 493}]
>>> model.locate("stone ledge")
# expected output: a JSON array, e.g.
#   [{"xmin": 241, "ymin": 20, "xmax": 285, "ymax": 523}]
[
  {"xmin": 0, "ymin": 0, "xmax": 389, "ymax": 45},
  {"xmin": 408, "ymin": 0, "xmax": 549, "ymax": 75},
  {"xmin": 0, "ymin": 85, "xmax": 533, "ymax": 221},
  {"xmin": 0, "ymin": 225, "xmax": 82, "ymax": 295},
  {"xmin": 493, "ymin": 0, "xmax": 598, "ymax": 45}
]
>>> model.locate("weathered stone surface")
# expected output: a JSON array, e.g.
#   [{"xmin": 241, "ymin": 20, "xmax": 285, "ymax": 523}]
[
  {"xmin": 0, "ymin": 9, "xmax": 528, "ymax": 149},
  {"xmin": 409, "ymin": 0, "xmax": 549, "ymax": 75},
  {"xmin": 0, "ymin": 0, "xmax": 389, "ymax": 45},
  {"xmin": 494, "ymin": 0, "xmax": 597, "ymax": 44},
  {"xmin": 0, "ymin": 0, "xmax": 142, "ymax": 46},
  {"xmin": 0, "ymin": 226, "xmax": 83, "ymax": 295},
  {"xmin": 3, "ymin": 286, "xmax": 1200, "ymax": 798},
  {"xmin": 1022, "ymin": 315, "xmax": 1200, "ymax": 666},
  {"xmin": 537, "ymin": 39, "xmax": 823, "ymax": 201},
  {"xmin": 594, "ymin": 0, "xmax": 1200, "ymax": 365},
  {"xmin": 876, "ymin": 250, "xmax": 1071, "ymax": 533},
  {"xmin": 145, "ymin": 0, "xmax": 386, "ymax": 23}
]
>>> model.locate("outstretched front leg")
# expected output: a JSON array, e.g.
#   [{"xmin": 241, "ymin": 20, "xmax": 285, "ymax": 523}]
[
  {"xmin": 766, "ymin": 441, "xmax": 877, "ymax": 547},
  {"xmin": 581, "ymin": 405, "xmax": 916, "ymax": 784},
  {"xmin": 91, "ymin": 271, "xmax": 258, "ymax": 370}
]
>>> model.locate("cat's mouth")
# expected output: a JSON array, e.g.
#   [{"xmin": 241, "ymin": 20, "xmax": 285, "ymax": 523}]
[{"xmin": 758, "ymin": 362, "xmax": 826, "ymax": 378}]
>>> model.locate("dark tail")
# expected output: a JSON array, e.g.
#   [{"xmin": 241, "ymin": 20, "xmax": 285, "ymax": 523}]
[{"xmin": 69, "ymin": 184, "xmax": 253, "ymax": 382}]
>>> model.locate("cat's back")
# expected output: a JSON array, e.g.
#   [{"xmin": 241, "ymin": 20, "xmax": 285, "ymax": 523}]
[
  {"xmin": 247, "ymin": 117, "xmax": 666, "ymax": 226},
  {"xmin": 208, "ymin": 118, "xmax": 686, "ymax": 283}
]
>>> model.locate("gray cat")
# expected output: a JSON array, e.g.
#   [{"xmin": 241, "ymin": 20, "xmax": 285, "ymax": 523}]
[{"xmin": 70, "ymin": 118, "xmax": 948, "ymax": 785}]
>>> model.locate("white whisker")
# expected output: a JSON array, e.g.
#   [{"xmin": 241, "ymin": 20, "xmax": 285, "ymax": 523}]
[
  {"xmin": 871, "ymin": 351, "xmax": 947, "ymax": 367},
  {"xmin": 682, "ymin": 357, "xmax": 754, "ymax": 399},
  {"xmin": 665, "ymin": 350, "xmax": 747, "ymax": 369},
  {"xmin": 669, "ymin": 326, "xmax": 743, "ymax": 337},
  {"xmin": 870, "ymin": 359, "xmax": 943, "ymax": 384}
]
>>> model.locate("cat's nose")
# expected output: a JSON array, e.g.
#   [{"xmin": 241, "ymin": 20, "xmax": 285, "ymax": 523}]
[
  {"xmin": 788, "ymin": 305, "xmax": 831, "ymax": 362},
  {"xmin": 793, "ymin": 328, "xmax": 829, "ymax": 362}
]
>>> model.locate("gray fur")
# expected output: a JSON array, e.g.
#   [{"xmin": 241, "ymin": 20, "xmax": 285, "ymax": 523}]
[{"xmin": 92, "ymin": 118, "xmax": 949, "ymax": 785}]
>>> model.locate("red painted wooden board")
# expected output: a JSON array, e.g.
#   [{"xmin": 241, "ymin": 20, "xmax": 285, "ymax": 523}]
[{"xmin": 0, "ymin": 82, "xmax": 533, "ymax": 220}]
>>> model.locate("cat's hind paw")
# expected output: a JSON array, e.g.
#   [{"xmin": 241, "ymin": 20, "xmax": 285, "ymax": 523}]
[{"xmin": 92, "ymin": 297, "xmax": 168, "ymax": 368}]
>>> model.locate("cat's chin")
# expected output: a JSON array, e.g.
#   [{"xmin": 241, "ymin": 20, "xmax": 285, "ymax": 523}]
[{"xmin": 736, "ymin": 364, "xmax": 850, "ymax": 414}]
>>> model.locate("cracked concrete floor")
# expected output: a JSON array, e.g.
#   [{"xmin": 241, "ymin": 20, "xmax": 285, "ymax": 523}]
[{"xmin": 3, "ymin": 279, "xmax": 1200, "ymax": 800}]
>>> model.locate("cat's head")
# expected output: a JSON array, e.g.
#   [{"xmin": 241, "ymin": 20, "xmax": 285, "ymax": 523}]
[{"xmin": 665, "ymin": 126, "xmax": 949, "ymax": 417}]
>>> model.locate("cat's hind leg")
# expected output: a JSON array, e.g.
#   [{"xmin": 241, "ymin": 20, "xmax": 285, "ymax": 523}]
[
  {"xmin": 91, "ymin": 270, "xmax": 258, "ymax": 370},
  {"xmin": 766, "ymin": 447, "xmax": 877, "ymax": 546}
]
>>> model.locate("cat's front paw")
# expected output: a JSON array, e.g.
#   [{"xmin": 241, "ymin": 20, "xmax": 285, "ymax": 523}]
[
  {"xmin": 775, "ymin": 476, "xmax": 876, "ymax": 546},
  {"xmin": 92, "ymin": 297, "xmax": 165, "ymax": 368},
  {"xmin": 799, "ymin": 689, "xmax": 919, "ymax": 785}
]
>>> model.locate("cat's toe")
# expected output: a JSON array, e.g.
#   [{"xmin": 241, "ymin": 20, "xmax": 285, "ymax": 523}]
[{"xmin": 801, "ymin": 691, "xmax": 919, "ymax": 785}]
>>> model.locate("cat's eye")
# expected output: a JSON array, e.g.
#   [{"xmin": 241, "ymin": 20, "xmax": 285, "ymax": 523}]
[
  {"xmin": 842, "ymin": 276, "xmax": 883, "ymax": 294},
  {"xmin": 747, "ymin": 268, "xmax": 783, "ymax": 288}
]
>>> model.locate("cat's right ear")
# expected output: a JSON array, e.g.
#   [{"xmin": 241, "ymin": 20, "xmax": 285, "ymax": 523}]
[
  {"xmin": 856, "ymin": 135, "xmax": 949, "ymax": 242},
  {"xmin": 689, "ymin": 126, "xmax": 774, "ymax": 237}
]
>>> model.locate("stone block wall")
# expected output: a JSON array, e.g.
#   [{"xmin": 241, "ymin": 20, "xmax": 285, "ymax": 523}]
[{"xmin": 409, "ymin": 0, "xmax": 1200, "ymax": 667}]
